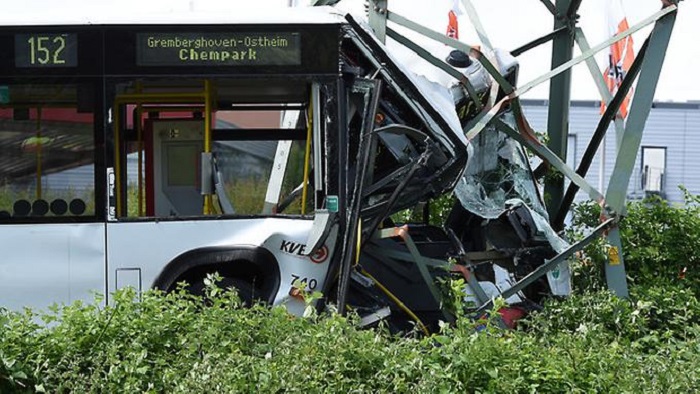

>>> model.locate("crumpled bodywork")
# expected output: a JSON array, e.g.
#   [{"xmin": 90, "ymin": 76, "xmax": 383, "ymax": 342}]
[
  {"xmin": 343, "ymin": 13, "xmax": 572, "ymax": 298},
  {"xmin": 326, "ymin": 11, "xmax": 573, "ymax": 335},
  {"xmin": 334, "ymin": 9, "xmax": 574, "ymax": 313},
  {"xmin": 339, "ymin": 15, "xmax": 470, "ymax": 221},
  {"xmin": 319, "ymin": 0, "xmax": 680, "ymax": 332},
  {"xmin": 453, "ymin": 113, "xmax": 571, "ymax": 296},
  {"xmin": 339, "ymin": 8, "xmax": 572, "ymax": 306}
]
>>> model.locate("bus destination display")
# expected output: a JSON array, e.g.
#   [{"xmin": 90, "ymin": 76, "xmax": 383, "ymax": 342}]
[
  {"xmin": 15, "ymin": 34, "xmax": 78, "ymax": 68},
  {"xmin": 137, "ymin": 32, "xmax": 301, "ymax": 67}
]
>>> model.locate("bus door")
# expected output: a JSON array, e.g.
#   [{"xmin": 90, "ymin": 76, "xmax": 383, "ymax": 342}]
[
  {"xmin": 105, "ymin": 83, "xmax": 212, "ymax": 298},
  {"xmin": 104, "ymin": 79, "xmax": 327, "ymax": 310},
  {"xmin": 143, "ymin": 118, "xmax": 204, "ymax": 217}
]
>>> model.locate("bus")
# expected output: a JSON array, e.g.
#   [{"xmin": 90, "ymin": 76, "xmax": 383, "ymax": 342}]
[{"xmin": 0, "ymin": 6, "xmax": 469, "ymax": 319}]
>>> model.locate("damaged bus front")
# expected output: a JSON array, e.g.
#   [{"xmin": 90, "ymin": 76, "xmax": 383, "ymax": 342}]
[{"xmin": 334, "ymin": 11, "xmax": 574, "ymax": 333}]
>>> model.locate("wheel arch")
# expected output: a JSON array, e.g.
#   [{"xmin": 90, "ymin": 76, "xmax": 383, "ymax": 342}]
[{"xmin": 152, "ymin": 246, "xmax": 281, "ymax": 304}]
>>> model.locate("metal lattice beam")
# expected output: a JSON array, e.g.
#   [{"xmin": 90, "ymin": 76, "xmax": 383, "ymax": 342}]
[
  {"xmin": 475, "ymin": 217, "xmax": 616, "ymax": 314},
  {"xmin": 386, "ymin": 27, "xmax": 483, "ymax": 108},
  {"xmin": 309, "ymin": 0, "xmax": 341, "ymax": 5},
  {"xmin": 544, "ymin": 0, "xmax": 575, "ymax": 219},
  {"xmin": 553, "ymin": 37, "xmax": 650, "ymax": 230},
  {"xmin": 602, "ymin": 7, "xmax": 678, "ymax": 298},
  {"xmin": 605, "ymin": 12, "xmax": 677, "ymax": 213},
  {"xmin": 538, "ymin": 0, "xmax": 558, "ymax": 16},
  {"xmin": 566, "ymin": 0, "xmax": 583, "ymax": 19},
  {"xmin": 326, "ymin": 0, "xmax": 680, "ymax": 302},
  {"xmin": 368, "ymin": 0, "xmax": 388, "ymax": 43},
  {"xmin": 511, "ymin": 26, "xmax": 567, "ymax": 57}
]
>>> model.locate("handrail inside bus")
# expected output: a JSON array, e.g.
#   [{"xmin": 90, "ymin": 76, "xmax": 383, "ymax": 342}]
[
  {"xmin": 301, "ymin": 93, "xmax": 312, "ymax": 215},
  {"xmin": 204, "ymin": 80, "xmax": 213, "ymax": 215},
  {"xmin": 135, "ymin": 82, "xmax": 143, "ymax": 216},
  {"xmin": 35, "ymin": 107, "xmax": 42, "ymax": 200},
  {"xmin": 112, "ymin": 83, "xmax": 211, "ymax": 217}
]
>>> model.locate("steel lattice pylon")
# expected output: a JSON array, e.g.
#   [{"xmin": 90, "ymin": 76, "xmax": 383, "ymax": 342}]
[{"xmin": 314, "ymin": 0, "xmax": 680, "ymax": 304}]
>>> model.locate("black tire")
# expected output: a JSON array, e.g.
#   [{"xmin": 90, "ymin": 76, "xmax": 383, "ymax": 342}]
[{"xmin": 186, "ymin": 276, "xmax": 257, "ymax": 306}]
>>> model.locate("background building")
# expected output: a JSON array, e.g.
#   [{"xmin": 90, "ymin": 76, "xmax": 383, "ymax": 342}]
[{"xmin": 523, "ymin": 99, "xmax": 700, "ymax": 204}]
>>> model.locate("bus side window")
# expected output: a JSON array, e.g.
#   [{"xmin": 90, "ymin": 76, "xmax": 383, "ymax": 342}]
[
  {"xmin": 0, "ymin": 87, "xmax": 96, "ymax": 221},
  {"xmin": 113, "ymin": 80, "xmax": 312, "ymax": 219},
  {"xmin": 212, "ymin": 109, "xmax": 310, "ymax": 216}
]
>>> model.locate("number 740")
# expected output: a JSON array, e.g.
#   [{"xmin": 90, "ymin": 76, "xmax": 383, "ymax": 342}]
[{"xmin": 290, "ymin": 274, "xmax": 318, "ymax": 290}]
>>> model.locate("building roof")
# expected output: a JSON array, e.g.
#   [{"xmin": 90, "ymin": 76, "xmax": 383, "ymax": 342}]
[{"xmin": 521, "ymin": 98, "xmax": 700, "ymax": 110}]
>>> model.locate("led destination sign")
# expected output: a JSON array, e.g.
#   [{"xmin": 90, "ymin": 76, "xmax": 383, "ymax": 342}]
[
  {"xmin": 15, "ymin": 33, "xmax": 78, "ymax": 68},
  {"xmin": 136, "ymin": 32, "xmax": 301, "ymax": 67}
]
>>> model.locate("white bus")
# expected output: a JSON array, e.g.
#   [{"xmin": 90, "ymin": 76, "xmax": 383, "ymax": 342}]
[{"xmin": 0, "ymin": 6, "xmax": 469, "ymax": 320}]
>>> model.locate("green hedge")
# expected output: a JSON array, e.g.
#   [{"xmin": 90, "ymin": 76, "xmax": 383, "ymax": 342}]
[
  {"xmin": 569, "ymin": 188, "xmax": 700, "ymax": 294},
  {"xmin": 2, "ymin": 283, "xmax": 699, "ymax": 393},
  {"xmin": 2, "ymin": 193, "xmax": 700, "ymax": 392}
]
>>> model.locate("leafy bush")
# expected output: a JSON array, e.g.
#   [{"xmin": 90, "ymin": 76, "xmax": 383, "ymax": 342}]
[
  {"xmin": 3, "ymin": 192, "xmax": 700, "ymax": 392},
  {"xmin": 391, "ymin": 193, "xmax": 456, "ymax": 226},
  {"xmin": 569, "ymin": 188, "xmax": 700, "ymax": 294},
  {"xmin": 621, "ymin": 190, "xmax": 700, "ymax": 290},
  {"xmin": 2, "ymin": 280, "xmax": 700, "ymax": 392}
]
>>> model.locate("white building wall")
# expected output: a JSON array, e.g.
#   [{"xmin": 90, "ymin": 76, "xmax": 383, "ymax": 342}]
[
  {"xmin": 683, "ymin": 108, "xmax": 700, "ymax": 200},
  {"xmin": 522, "ymin": 100, "xmax": 700, "ymax": 205},
  {"xmin": 638, "ymin": 107, "xmax": 686, "ymax": 202}
]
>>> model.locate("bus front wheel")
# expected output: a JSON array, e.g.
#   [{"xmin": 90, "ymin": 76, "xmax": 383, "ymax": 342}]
[{"xmin": 185, "ymin": 276, "xmax": 257, "ymax": 307}]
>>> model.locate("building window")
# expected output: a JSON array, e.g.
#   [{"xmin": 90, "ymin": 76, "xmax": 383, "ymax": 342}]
[{"xmin": 641, "ymin": 146, "xmax": 666, "ymax": 196}]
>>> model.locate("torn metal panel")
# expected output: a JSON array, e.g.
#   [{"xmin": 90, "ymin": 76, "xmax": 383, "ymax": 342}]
[
  {"xmin": 344, "ymin": 15, "xmax": 468, "ymax": 155},
  {"xmin": 474, "ymin": 217, "xmax": 616, "ymax": 314},
  {"xmin": 342, "ymin": 16, "xmax": 470, "ymax": 219}
]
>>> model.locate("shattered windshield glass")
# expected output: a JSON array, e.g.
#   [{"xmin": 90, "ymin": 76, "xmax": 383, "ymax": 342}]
[
  {"xmin": 453, "ymin": 112, "xmax": 570, "ymax": 294},
  {"xmin": 454, "ymin": 112, "xmax": 546, "ymax": 220}
]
